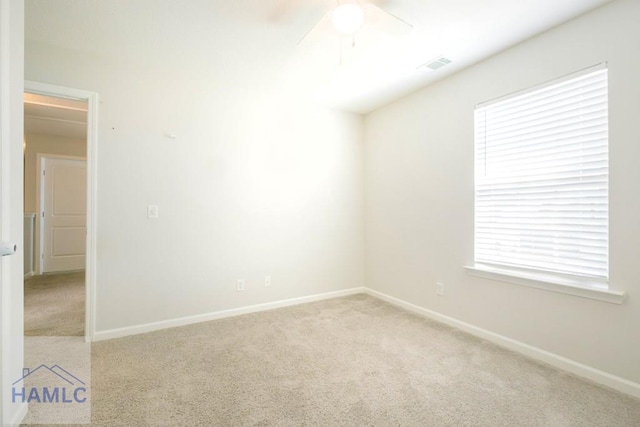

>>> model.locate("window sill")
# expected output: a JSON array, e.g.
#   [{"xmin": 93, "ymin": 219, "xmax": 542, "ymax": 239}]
[{"xmin": 464, "ymin": 265, "xmax": 626, "ymax": 305}]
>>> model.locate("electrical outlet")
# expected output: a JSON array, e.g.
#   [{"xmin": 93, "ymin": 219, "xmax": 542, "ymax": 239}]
[
  {"xmin": 436, "ymin": 282, "xmax": 445, "ymax": 296},
  {"xmin": 236, "ymin": 279, "xmax": 245, "ymax": 292},
  {"xmin": 265, "ymin": 276, "xmax": 271, "ymax": 287}
]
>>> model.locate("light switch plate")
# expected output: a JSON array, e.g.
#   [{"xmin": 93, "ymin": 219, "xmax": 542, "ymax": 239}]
[{"xmin": 147, "ymin": 205, "xmax": 159, "ymax": 219}]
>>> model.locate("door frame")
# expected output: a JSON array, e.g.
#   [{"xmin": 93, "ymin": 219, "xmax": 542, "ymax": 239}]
[
  {"xmin": 36, "ymin": 154, "xmax": 87, "ymax": 275},
  {"xmin": 25, "ymin": 81, "xmax": 98, "ymax": 342}
]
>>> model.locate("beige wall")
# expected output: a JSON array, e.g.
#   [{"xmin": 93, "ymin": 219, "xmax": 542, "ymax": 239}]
[
  {"xmin": 25, "ymin": 15, "xmax": 365, "ymax": 335},
  {"xmin": 24, "ymin": 133, "xmax": 86, "ymax": 213},
  {"xmin": 364, "ymin": 0, "xmax": 640, "ymax": 384}
]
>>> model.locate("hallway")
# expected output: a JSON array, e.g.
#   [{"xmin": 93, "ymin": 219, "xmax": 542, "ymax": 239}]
[{"xmin": 24, "ymin": 271, "xmax": 85, "ymax": 336}]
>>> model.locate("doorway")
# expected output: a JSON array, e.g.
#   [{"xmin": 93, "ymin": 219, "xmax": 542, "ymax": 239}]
[{"xmin": 24, "ymin": 81, "xmax": 98, "ymax": 341}]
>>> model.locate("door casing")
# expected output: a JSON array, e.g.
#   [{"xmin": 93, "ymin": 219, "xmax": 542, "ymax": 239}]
[{"xmin": 25, "ymin": 81, "xmax": 98, "ymax": 343}]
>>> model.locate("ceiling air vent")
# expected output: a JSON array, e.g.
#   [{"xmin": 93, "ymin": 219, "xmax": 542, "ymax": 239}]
[{"xmin": 421, "ymin": 56, "xmax": 452, "ymax": 71}]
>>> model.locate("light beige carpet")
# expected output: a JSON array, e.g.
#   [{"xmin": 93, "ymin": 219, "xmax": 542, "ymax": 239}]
[
  {"xmin": 24, "ymin": 294, "xmax": 640, "ymax": 426},
  {"xmin": 24, "ymin": 271, "xmax": 85, "ymax": 336}
]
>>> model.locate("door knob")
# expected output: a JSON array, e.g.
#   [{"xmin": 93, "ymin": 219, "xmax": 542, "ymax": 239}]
[{"xmin": 0, "ymin": 242, "xmax": 16, "ymax": 256}]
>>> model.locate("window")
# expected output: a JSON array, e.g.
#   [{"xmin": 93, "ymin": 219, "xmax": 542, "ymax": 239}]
[{"xmin": 473, "ymin": 64, "xmax": 609, "ymax": 288}]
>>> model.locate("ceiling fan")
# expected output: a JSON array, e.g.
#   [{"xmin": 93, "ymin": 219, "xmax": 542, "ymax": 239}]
[{"xmin": 273, "ymin": 0, "xmax": 413, "ymax": 46}]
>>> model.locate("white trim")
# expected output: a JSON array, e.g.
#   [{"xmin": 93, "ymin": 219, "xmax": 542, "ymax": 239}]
[
  {"xmin": 93, "ymin": 287, "xmax": 366, "ymax": 342},
  {"xmin": 23, "ymin": 213, "xmax": 35, "ymax": 278},
  {"xmin": 464, "ymin": 265, "xmax": 626, "ymax": 304},
  {"xmin": 365, "ymin": 288, "xmax": 640, "ymax": 399},
  {"xmin": 475, "ymin": 62, "xmax": 607, "ymax": 108},
  {"xmin": 0, "ymin": 1, "xmax": 25, "ymax": 424},
  {"xmin": 85, "ymin": 91, "xmax": 98, "ymax": 343},
  {"xmin": 7, "ymin": 402, "xmax": 27, "ymax": 427},
  {"xmin": 24, "ymin": 81, "xmax": 99, "ymax": 343}
]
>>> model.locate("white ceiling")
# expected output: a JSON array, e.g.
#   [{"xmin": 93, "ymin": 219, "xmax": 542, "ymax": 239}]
[{"xmin": 25, "ymin": 0, "xmax": 613, "ymax": 114}]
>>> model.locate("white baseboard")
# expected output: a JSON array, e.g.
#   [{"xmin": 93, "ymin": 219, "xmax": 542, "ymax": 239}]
[
  {"xmin": 24, "ymin": 271, "xmax": 34, "ymax": 279},
  {"xmin": 365, "ymin": 288, "xmax": 640, "ymax": 399},
  {"xmin": 93, "ymin": 287, "xmax": 366, "ymax": 342},
  {"xmin": 7, "ymin": 402, "xmax": 28, "ymax": 427},
  {"xmin": 90, "ymin": 285, "xmax": 640, "ymax": 399}
]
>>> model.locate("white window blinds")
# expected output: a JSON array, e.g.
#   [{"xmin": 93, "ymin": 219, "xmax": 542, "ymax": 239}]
[{"xmin": 474, "ymin": 65, "xmax": 609, "ymax": 282}]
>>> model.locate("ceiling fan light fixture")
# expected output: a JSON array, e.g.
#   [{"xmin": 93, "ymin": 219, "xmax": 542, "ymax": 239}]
[{"xmin": 331, "ymin": 3, "xmax": 365, "ymax": 35}]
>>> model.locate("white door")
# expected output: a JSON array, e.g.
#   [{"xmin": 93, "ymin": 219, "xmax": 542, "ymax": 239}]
[{"xmin": 40, "ymin": 157, "xmax": 87, "ymax": 273}]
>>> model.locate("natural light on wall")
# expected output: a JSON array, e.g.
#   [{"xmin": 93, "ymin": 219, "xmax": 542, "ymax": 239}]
[{"xmin": 472, "ymin": 64, "xmax": 609, "ymax": 290}]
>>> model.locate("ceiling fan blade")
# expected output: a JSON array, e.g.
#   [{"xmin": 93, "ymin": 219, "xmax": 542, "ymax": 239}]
[
  {"xmin": 297, "ymin": 11, "xmax": 333, "ymax": 45},
  {"xmin": 269, "ymin": 0, "xmax": 333, "ymax": 23},
  {"xmin": 368, "ymin": 0, "xmax": 391, "ymax": 7},
  {"xmin": 269, "ymin": 0, "xmax": 306, "ymax": 23},
  {"xmin": 363, "ymin": 3, "xmax": 413, "ymax": 36}
]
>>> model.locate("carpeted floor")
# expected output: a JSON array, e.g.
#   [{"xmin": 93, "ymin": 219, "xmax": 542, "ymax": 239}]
[
  {"xmin": 22, "ymin": 293, "xmax": 640, "ymax": 426},
  {"xmin": 24, "ymin": 271, "xmax": 85, "ymax": 336}
]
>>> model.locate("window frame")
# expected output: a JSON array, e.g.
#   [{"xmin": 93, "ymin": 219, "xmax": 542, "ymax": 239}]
[{"xmin": 466, "ymin": 64, "xmax": 625, "ymax": 304}]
